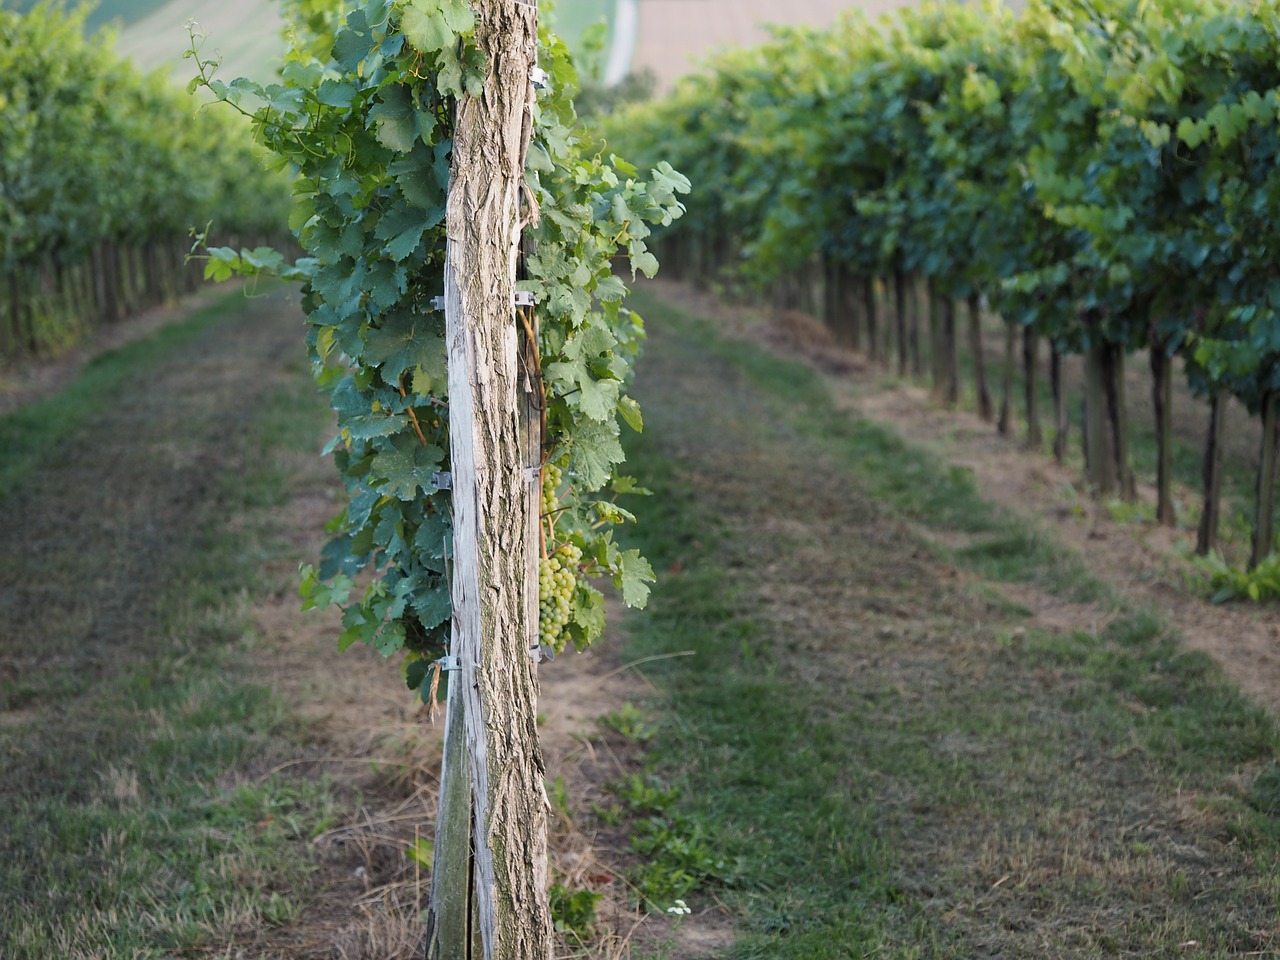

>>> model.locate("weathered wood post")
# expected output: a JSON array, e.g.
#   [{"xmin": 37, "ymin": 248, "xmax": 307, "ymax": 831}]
[{"xmin": 427, "ymin": 2, "xmax": 553, "ymax": 958}]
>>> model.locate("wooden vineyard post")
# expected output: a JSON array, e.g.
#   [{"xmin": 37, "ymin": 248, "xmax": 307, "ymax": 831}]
[
  {"xmin": 1051, "ymin": 344, "xmax": 1068, "ymax": 464},
  {"xmin": 1251, "ymin": 391, "xmax": 1279, "ymax": 569},
  {"xmin": 1106, "ymin": 343, "xmax": 1137, "ymax": 501},
  {"xmin": 894, "ymin": 269, "xmax": 909, "ymax": 378},
  {"xmin": 1196, "ymin": 392, "xmax": 1227, "ymax": 556},
  {"xmin": 864, "ymin": 275, "xmax": 880, "ymax": 364},
  {"xmin": 942, "ymin": 294, "xmax": 958, "ymax": 408},
  {"xmin": 429, "ymin": 2, "xmax": 553, "ymax": 958},
  {"xmin": 1150, "ymin": 330, "xmax": 1176, "ymax": 526},
  {"xmin": 967, "ymin": 292, "xmax": 993, "ymax": 421},
  {"xmin": 1084, "ymin": 343, "xmax": 1115, "ymax": 495},
  {"xmin": 997, "ymin": 317, "xmax": 1017, "ymax": 436},
  {"xmin": 1023, "ymin": 325, "xmax": 1043, "ymax": 451},
  {"xmin": 928, "ymin": 278, "xmax": 944, "ymax": 401}
]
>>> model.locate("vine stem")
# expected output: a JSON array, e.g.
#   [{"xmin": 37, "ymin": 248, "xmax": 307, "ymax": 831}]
[{"xmin": 397, "ymin": 375, "xmax": 431, "ymax": 447}]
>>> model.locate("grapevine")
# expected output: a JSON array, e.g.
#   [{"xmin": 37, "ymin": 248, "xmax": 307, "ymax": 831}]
[
  {"xmin": 0, "ymin": 4, "xmax": 290, "ymax": 360},
  {"xmin": 189, "ymin": 0, "xmax": 689, "ymax": 695},
  {"xmin": 608, "ymin": 0, "xmax": 1280, "ymax": 567}
]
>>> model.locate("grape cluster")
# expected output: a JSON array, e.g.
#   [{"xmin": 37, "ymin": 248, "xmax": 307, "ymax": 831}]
[
  {"xmin": 539, "ymin": 543, "xmax": 581, "ymax": 652},
  {"xmin": 541, "ymin": 462, "xmax": 562, "ymax": 519},
  {"xmin": 538, "ymin": 462, "xmax": 580, "ymax": 651}
]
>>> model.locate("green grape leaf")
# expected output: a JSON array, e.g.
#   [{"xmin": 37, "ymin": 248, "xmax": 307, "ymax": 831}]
[
  {"xmin": 595, "ymin": 274, "xmax": 627, "ymax": 302},
  {"xmin": 363, "ymin": 311, "xmax": 446, "ymax": 383},
  {"xmin": 567, "ymin": 420, "xmax": 623, "ymax": 491},
  {"xmin": 333, "ymin": 9, "xmax": 375, "ymax": 72},
  {"xmin": 369, "ymin": 86, "xmax": 418, "ymax": 153},
  {"xmin": 401, "ymin": 0, "xmax": 475, "ymax": 54},
  {"xmin": 343, "ymin": 412, "xmax": 409, "ymax": 440},
  {"xmin": 617, "ymin": 395, "xmax": 643, "ymax": 432},
  {"xmin": 613, "ymin": 549, "xmax": 654, "ymax": 608},
  {"xmin": 370, "ymin": 434, "xmax": 445, "ymax": 500},
  {"xmin": 373, "ymin": 621, "xmax": 407, "ymax": 656},
  {"xmin": 375, "ymin": 204, "xmax": 438, "ymax": 261},
  {"xmin": 413, "ymin": 508, "xmax": 452, "ymax": 562},
  {"xmin": 316, "ymin": 79, "xmax": 357, "ymax": 108},
  {"xmin": 577, "ymin": 375, "xmax": 620, "ymax": 422},
  {"xmin": 569, "ymin": 583, "xmax": 606, "ymax": 652},
  {"xmin": 411, "ymin": 579, "xmax": 452, "ymax": 630}
]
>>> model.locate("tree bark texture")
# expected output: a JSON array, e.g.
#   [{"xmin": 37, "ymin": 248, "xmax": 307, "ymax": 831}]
[{"xmin": 439, "ymin": 3, "xmax": 551, "ymax": 958}]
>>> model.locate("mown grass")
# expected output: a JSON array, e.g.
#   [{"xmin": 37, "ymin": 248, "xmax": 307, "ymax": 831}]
[
  {"xmin": 618, "ymin": 288, "xmax": 1280, "ymax": 958},
  {"xmin": 669, "ymin": 295, "xmax": 1105, "ymax": 604},
  {"xmin": 0, "ymin": 290, "xmax": 251, "ymax": 500},
  {"xmin": 0, "ymin": 288, "xmax": 350, "ymax": 959}
]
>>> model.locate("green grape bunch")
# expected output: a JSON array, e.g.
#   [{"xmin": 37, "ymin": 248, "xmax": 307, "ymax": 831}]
[
  {"xmin": 538, "ymin": 462, "xmax": 579, "ymax": 653},
  {"xmin": 538, "ymin": 546, "xmax": 580, "ymax": 652}
]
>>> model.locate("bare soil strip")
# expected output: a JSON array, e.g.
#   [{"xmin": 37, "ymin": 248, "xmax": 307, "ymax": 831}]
[
  {"xmin": 0, "ymin": 289, "xmax": 302, "ymax": 710},
  {"xmin": 0, "ymin": 283, "xmax": 236, "ymax": 418}
]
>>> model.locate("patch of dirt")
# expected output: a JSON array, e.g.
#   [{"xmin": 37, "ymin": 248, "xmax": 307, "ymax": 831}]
[{"xmin": 646, "ymin": 278, "xmax": 1280, "ymax": 718}]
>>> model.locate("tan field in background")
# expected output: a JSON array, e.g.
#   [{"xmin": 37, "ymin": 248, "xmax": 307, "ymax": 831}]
[
  {"xmin": 115, "ymin": 0, "xmax": 914, "ymax": 89},
  {"xmin": 114, "ymin": 0, "xmax": 285, "ymax": 83},
  {"xmin": 631, "ymin": 0, "xmax": 915, "ymax": 86}
]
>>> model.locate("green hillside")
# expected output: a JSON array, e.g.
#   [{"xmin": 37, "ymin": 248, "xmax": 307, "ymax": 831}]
[
  {"xmin": 1, "ymin": 0, "xmax": 170, "ymax": 30},
  {"xmin": 100, "ymin": 0, "xmax": 612, "ymax": 82}
]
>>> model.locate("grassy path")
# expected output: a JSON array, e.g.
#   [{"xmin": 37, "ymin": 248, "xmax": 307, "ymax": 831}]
[
  {"xmin": 619, "ymin": 286, "xmax": 1280, "ymax": 959},
  {"xmin": 0, "ymin": 289, "xmax": 371, "ymax": 958},
  {"xmin": 5, "ymin": 276, "xmax": 1280, "ymax": 959}
]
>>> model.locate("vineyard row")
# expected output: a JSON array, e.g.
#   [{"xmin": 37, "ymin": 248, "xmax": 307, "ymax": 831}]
[
  {"xmin": 0, "ymin": 4, "xmax": 291, "ymax": 361},
  {"xmin": 610, "ymin": 0, "xmax": 1280, "ymax": 576}
]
